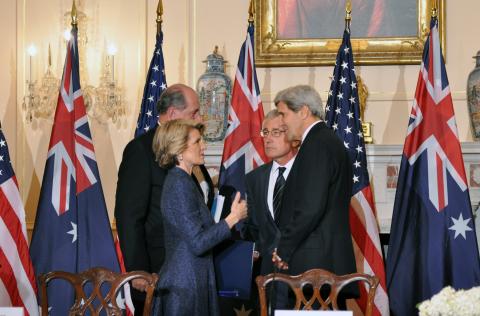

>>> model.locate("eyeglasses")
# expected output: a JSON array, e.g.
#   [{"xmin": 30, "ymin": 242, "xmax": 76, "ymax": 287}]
[{"xmin": 260, "ymin": 128, "xmax": 287, "ymax": 138}]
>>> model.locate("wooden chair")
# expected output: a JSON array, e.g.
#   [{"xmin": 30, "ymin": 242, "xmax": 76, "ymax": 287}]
[
  {"xmin": 256, "ymin": 268, "xmax": 379, "ymax": 316},
  {"xmin": 39, "ymin": 267, "xmax": 158, "ymax": 316}
]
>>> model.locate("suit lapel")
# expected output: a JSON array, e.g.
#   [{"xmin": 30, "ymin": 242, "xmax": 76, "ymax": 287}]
[
  {"xmin": 191, "ymin": 164, "xmax": 215, "ymax": 209},
  {"xmin": 199, "ymin": 164, "xmax": 214, "ymax": 208},
  {"xmin": 262, "ymin": 164, "xmax": 277, "ymax": 225}
]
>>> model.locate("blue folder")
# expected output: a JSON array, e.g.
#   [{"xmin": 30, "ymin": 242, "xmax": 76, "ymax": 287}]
[{"xmin": 214, "ymin": 239, "xmax": 255, "ymax": 300}]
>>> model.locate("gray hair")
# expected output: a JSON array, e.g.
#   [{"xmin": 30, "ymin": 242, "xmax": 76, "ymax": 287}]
[
  {"xmin": 274, "ymin": 85, "xmax": 324, "ymax": 119},
  {"xmin": 264, "ymin": 109, "xmax": 282, "ymax": 121},
  {"xmin": 156, "ymin": 85, "xmax": 188, "ymax": 115},
  {"xmin": 262, "ymin": 109, "xmax": 282, "ymax": 128}
]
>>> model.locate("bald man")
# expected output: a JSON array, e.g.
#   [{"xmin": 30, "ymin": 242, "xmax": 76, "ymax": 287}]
[{"xmin": 115, "ymin": 84, "xmax": 214, "ymax": 314}]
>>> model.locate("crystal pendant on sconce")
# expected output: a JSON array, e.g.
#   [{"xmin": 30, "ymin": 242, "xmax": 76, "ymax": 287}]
[
  {"xmin": 35, "ymin": 67, "xmax": 60, "ymax": 118},
  {"xmin": 92, "ymin": 56, "xmax": 125, "ymax": 123},
  {"xmin": 22, "ymin": 59, "xmax": 60, "ymax": 123},
  {"xmin": 197, "ymin": 46, "xmax": 231, "ymax": 142},
  {"xmin": 22, "ymin": 80, "xmax": 40, "ymax": 122}
]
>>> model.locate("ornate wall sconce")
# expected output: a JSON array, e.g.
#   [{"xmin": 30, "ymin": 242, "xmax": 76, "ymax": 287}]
[
  {"xmin": 22, "ymin": 44, "xmax": 60, "ymax": 122},
  {"xmin": 23, "ymin": 4, "xmax": 126, "ymax": 124},
  {"xmin": 91, "ymin": 44, "xmax": 126, "ymax": 123}
]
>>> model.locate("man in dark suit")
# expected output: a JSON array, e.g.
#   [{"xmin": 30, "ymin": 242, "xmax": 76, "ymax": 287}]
[
  {"xmin": 114, "ymin": 83, "xmax": 214, "ymax": 314},
  {"xmin": 245, "ymin": 109, "xmax": 298, "ymax": 310},
  {"xmin": 272, "ymin": 85, "xmax": 358, "ymax": 304},
  {"xmin": 245, "ymin": 110, "xmax": 298, "ymax": 276}
]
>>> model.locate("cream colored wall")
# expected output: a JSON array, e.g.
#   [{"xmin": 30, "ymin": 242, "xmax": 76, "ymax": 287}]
[
  {"xmin": 0, "ymin": 0, "xmax": 479, "ymax": 229},
  {"xmin": 0, "ymin": 0, "xmax": 16, "ymax": 166}
]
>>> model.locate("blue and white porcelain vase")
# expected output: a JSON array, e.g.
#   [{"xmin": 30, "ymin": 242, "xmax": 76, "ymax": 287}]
[
  {"xmin": 197, "ymin": 46, "xmax": 231, "ymax": 142},
  {"xmin": 467, "ymin": 51, "xmax": 480, "ymax": 140}
]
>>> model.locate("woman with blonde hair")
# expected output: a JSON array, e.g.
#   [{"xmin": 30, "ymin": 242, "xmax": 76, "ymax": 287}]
[{"xmin": 151, "ymin": 119, "xmax": 247, "ymax": 316}]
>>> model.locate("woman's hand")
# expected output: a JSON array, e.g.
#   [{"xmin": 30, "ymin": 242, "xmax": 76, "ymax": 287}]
[{"xmin": 225, "ymin": 192, "xmax": 247, "ymax": 228}]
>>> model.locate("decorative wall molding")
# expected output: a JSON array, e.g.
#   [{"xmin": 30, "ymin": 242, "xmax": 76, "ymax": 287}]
[{"xmin": 258, "ymin": 90, "xmax": 467, "ymax": 104}]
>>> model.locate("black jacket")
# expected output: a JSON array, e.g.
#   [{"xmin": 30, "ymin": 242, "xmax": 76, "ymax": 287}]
[
  {"xmin": 245, "ymin": 162, "xmax": 281, "ymax": 275},
  {"xmin": 276, "ymin": 122, "xmax": 357, "ymax": 283}
]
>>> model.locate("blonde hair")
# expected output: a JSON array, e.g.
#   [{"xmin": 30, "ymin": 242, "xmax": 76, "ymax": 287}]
[{"xmin": 153, "ymin": 119, "xmax": 205, "ymax": 169}]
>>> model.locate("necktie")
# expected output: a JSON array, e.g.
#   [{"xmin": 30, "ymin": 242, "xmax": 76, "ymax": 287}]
[{"xmin": 273, "ymin": 167, "xmax": 286, "ymax": 219}]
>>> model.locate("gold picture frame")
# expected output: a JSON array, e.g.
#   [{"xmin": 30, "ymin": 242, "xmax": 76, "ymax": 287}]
[{"xmin": 255, "ymin": 0, "xmax": 445, "ymax": 66}]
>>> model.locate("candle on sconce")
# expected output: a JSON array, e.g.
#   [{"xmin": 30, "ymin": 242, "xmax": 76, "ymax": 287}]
[
  {"xmin": 107, "ymin": 43, "xmax": 117, "ymax": 82},
  {"xmin": 63, "ymin": 29, "xmax": 71, "ymax": 42},
  {"xmin": 27, "ymin": 44, "xmax": 37, "ymax": 82}
]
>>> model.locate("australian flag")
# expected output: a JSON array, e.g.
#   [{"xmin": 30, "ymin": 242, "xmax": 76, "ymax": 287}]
[
  {"xmin": 135, "ymin": 31, "xmax": 167, "ymax": 137},
  {"xmin": 29, "ymin": 24, "xmax": 120, "ymax": 315},
  {"xmin": 218, "ymin": 21, "xmax": 267, "ymax": 198},
  {"xmin": 386, "ymin": 16, "xmax": 480, "ymax": 315},
  {"xmin": 325, "ymin": 25, "xmax": 389, "ymax": 316},
  {"xmin": 217, "ymin": 20, "xmax": 268, "ymax": 316}
]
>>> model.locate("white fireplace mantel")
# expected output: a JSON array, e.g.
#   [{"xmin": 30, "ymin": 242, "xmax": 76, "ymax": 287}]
[{"xmin": 204, "ymin": 142, "xmax": 480, "ymax": 233}]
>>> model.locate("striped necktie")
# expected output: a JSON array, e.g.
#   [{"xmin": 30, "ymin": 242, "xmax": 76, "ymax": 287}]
[{"xmin": 273, "ymin": 167, "xmax": 286, "ymax": 219}]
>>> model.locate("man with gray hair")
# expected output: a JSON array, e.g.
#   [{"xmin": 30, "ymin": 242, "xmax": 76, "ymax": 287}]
[
  {"xmin": 115, "ymin": 83, "xmax": 214, "ymax": 314},
  {"xmin": 245, "ymin": 109, "xmax": 299, "ymax": 273},
  {"xmin": 272, "ymin": 85, "xmax": 358, "ymax": 305},
  {"xmin": 244, "ymin": 109, "xmax": 299, "ymax": 309}
]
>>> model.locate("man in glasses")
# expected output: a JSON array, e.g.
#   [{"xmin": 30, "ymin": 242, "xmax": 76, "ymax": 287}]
[{"xmin": 244, "ymin": 109, "xmax": 299, "ymax": 309}]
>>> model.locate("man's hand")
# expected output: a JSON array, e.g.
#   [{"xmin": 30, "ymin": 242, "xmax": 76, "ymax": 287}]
[
  {"xmin": 253, "ymin": 250, "xmax": 260, "ymax": 262},
  {"xmin": 272, "ymin": 249, "xmax": 289, "ymax": 270},
  {"xmin": 132, "ymin": 279, "xmax": 148, "ymax": 292}
]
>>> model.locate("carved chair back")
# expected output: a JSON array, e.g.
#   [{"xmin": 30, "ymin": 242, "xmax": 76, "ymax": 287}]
[
  {"xmin": 39, "ymin": 267, "xmax": 158, "ymax": 316},
  {"xmin": 256, "ymin": 268, "xmax": 379, "ymax": 316}
]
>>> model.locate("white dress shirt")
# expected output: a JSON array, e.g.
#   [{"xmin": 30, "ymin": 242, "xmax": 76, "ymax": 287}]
[{"xmin": 267, "ymin": 157, "xmax": 296, "ymax": 219}]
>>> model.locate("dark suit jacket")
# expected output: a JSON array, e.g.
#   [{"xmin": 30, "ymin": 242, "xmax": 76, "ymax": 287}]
[
  {"xmin": 276, "ymin": 122, "xmax": 357, "ymax": 282},
  {"xmin": 115, "ymin": 128, "xmax": 167, "ymax": 277},
  {"xmin": 152, "ymin": 167, "xmax": 230, "ymax": 316},
  {"xmin": 244, "ymin": 162, "xmax": 281, "ymax": 275},
  {"xmin": 114, "ymin": 127, "xmax": 214, "ymax": 277}
]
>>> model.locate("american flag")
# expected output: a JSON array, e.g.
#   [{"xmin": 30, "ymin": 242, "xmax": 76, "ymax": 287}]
[
  {"xmin": 0, "ymin": 126, "xmax": 38, "ymax": 316},
  {"xmin": 29, "ymin": 24, "xmax": 122, "ymax": 315},
  {"xmin": 325, "ymin": 27, "xmax": 389, "ymax": 316},
  {"xmin": 218, "ymin": 21, "xmax": 267, "ymax": 197},
  {"xmin": 135, "ymin": 32, "xmax": 167, "ymax": 137},
  {"xmin": 386, "ymin": 15, "xmax": 480, "ymax": 315}
]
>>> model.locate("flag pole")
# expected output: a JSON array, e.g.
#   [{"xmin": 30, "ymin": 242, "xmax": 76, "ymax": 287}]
[
  {"xmin": 431, "ymin": 0, "xmax": 438, "ymax": 18},
  {"xmin": 345, "ymin": 0, "xmax": 352, "ymax": 32},
  {"xmin": 156, "ymin": 0, "xmax": 163, "ymax": 35}
]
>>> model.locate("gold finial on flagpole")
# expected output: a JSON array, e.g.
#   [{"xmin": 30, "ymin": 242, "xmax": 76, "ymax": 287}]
[
  {"xmin": 156, "ymin": 0, "xmax": 163, "ymax": 34},
  {"xmin": 248, "ymin": 0, "xmax": 255, "ymax": 23},
  {"xmin": 345, "ymin": 0, "xmax": 352, "ymax": 22},
  {"xmin": 345, "ymin": 0, "xmax": 352, "ymax": 31},
  {"xmin": 71, "ymin": 0, "xmax": 78, "ymax": 26},
  {"xmin": 431, "ymin": 0, "xmax": 438, "ymax": 18}
]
